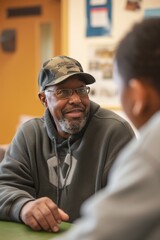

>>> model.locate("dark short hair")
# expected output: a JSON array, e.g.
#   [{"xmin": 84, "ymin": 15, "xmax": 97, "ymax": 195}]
[{"xmin": 115, "ymin": 17, "xmax": 160, "ymax": 92}]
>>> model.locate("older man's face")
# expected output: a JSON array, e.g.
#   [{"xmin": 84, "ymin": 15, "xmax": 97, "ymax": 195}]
[{"xmin": 44, "ymin": 76, "xmax": 90, "ymax": 138}]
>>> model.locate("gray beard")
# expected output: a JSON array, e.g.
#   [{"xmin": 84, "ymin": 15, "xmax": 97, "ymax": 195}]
[{"xmin": 59, "ymin": 116, "xmax": 87, "ymax": 135}]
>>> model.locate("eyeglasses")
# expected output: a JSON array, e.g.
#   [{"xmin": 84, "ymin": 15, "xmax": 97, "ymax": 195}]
[{"xmin": 45, "ymin": 86, "xmax": 90, "ymax": 99}]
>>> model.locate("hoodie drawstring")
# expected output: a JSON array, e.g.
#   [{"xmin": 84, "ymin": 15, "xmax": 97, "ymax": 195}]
[
  {"xmin": 53, "ymin": 136, "xmax": 73, "ymax": 206},
  {"xmin": 53, "ymin": 137, "xmax": 60, "ymax": 205},
  {"xmin": 62, "ymin": 136, "xmax": 72, "ymax": 190}
]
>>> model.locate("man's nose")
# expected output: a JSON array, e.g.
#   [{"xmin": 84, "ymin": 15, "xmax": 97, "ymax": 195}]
[{"xmin": 68, "ymin": 91, "xmax": 81, "ymax": 104}]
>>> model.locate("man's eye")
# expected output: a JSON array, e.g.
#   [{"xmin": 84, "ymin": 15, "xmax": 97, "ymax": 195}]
[
  {"xmin": 57, "ymin": 90, "xmax": 63, "ymax": 95},
  {"xmin": 57, "ymin": 90, "xmax": 65, "ymax": 95},
  {"xmin": 57, "ymin": 89, "xmax": 69, "ymax": 96},
  {"xmin": 78, "ymin": 88, "xmax": 86, "ymax": 94},
  {"xmin": 81, "ymin": 89, "xmax": 86, "ymax": 93}
]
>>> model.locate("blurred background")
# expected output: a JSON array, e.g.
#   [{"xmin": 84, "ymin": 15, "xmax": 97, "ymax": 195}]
[{"xmin": 0, "ymin": 0, "xmax": 160, "ymax": 144}]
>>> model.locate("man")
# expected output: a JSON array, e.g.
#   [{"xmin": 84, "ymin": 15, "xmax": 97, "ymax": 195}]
[
  {"xmin": 53, "ymin": 18, "xmax": 160, "ymax": 240},
  {"xmin": 0, "ymin": 56, "xmax": 134, "ymax": 232}
]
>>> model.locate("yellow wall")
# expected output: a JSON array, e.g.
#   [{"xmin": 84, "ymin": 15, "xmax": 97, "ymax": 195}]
[{"xmin": 0, "ymin": 0, "xmax": 67, "ymax": 144}]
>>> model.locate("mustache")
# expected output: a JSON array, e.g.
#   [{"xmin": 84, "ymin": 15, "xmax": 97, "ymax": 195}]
[{"xmin": 62, "ymin": 104, "xmax": 86, "ymax": 114}]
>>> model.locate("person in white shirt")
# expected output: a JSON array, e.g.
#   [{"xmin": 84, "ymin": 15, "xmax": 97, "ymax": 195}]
[{"xmin": 53, "ymin": 17, "xmax": 160, "ymax": 240}]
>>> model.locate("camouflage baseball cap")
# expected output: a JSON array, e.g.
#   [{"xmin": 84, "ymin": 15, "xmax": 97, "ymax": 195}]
[{"xmin": 38, "ymin": 56, "xmax": 96, "ymax": 90}]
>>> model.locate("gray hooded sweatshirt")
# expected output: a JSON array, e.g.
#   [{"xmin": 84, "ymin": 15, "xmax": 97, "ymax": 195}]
[{"xmin": 0, "ymin": 101, "xmax": 134, "ymax": 223}]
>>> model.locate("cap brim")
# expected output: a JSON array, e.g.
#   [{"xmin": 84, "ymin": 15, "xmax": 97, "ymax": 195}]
[{"xmin": 45, "ymin": 72, "xmax": 96, "ymax": 87}]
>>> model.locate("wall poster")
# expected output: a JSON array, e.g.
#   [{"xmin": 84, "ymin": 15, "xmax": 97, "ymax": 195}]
[
  {"xmin": 87, "ymin": 44, "xmax": 120, "ymax": 109},
  {"xmin": 86, "ymin": 0, "xmax": 112, "ymax": 37}
]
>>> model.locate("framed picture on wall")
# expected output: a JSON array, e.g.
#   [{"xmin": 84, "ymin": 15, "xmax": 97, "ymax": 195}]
[{"xmin": 87, "ymin": 44, "xmax": 120, "ymax": 109}]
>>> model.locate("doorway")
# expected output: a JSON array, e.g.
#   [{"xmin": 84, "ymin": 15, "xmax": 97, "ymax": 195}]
[{"xmin": 0, "ymin": 0, "xmax": 64, "ymax": 144}]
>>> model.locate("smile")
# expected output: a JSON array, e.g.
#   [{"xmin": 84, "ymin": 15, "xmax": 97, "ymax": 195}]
[{"xmin": 63, "ymin": 108, "xmax": 85, "ymax": 118}]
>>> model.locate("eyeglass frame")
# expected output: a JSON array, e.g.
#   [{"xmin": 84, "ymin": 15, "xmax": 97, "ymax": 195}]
[{"xmin": 44, "ymin": 86, "xmax": 90, "ymax": 99}]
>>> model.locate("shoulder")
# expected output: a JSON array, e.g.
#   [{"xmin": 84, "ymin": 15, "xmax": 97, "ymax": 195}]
[
  {"xmin": 91, "ymin": 102, "xmax": 134, "ymax": 135},
  {"xmin": 14, "ymin": 116, "xmax": 45, "ymax": 141},
  {"xmin": 96, "ymin": 107, "xmax": 124, "ymax": 121},
  {"xmin": 89, "ymin": 102, "xmax": 135, "ymax": 140},
  {"xmin": 90, "ymin": 101, "xmax": 128, "ymax": 122},
  {"xmin": 8, "ymin": 116, "xmax": 47, "ymax": 150},
  {"xmin": 18, "ymin": 116, "xmax": 44, "ymax": 131}
]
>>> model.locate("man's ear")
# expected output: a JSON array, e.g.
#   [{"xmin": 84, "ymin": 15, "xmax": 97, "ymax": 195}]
[
  {"xmin": 38, "ymin": 91, "xmax": 47, "ymax": 107},
  {"xmin": 129, "ymin": 79, "xmax": 147, "ymax": 116}
]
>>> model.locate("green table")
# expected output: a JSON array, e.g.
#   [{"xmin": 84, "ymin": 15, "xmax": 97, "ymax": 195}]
[{"xmin": 0, "ymin": 221, "xmax": 71, "ymax": 240}]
